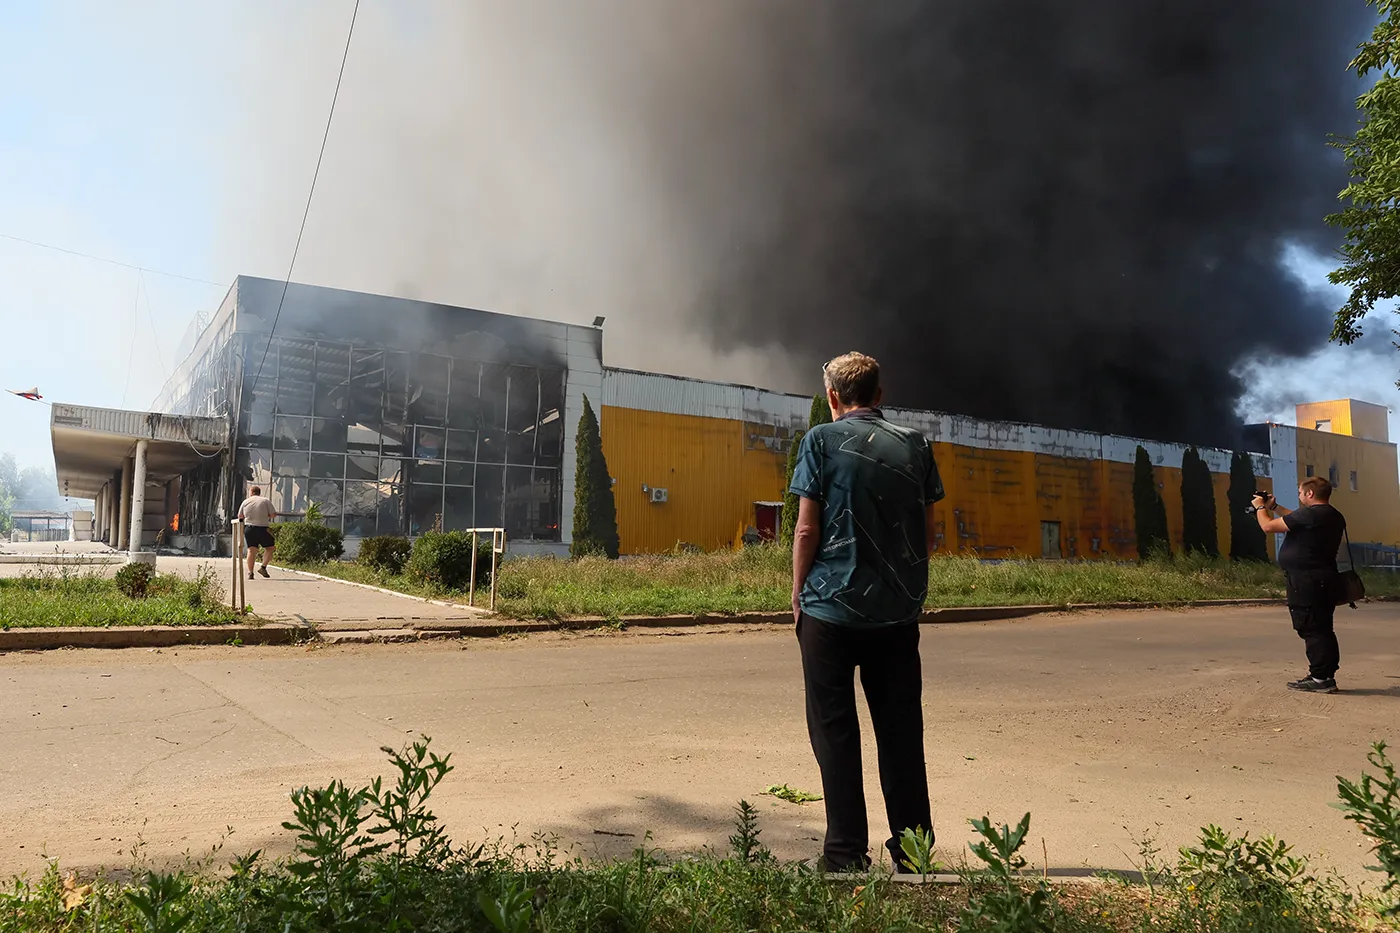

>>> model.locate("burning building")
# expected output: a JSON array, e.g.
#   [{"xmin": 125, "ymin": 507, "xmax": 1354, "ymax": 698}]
[{"xmin": 51, "ymin": 277, "xmax": 1400, "ymax": 563}]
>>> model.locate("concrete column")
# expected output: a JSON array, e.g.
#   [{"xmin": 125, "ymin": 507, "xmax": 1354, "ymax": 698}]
[
  {"xmin": 93, "ymin": 487, "xmax": 103, "ymax": 542},
  {"xmin": 108, "ymin": 474, "xmax": 120, "ymax": 546},
  {"xmin": 118, "ymin": 456, "xmax": 133, "ymax": 554},
  {"xmin": 128, "ymin": 440, "xmax": 149, "ymax": 557}
]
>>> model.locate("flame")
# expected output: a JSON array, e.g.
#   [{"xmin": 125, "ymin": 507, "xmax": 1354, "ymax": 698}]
[{"xmin": 171, "ymin": 512, "xmax": 180, "ymax": 532}]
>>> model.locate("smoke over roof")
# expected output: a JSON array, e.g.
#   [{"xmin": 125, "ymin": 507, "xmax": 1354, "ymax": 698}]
[
  {"xmin": 221, "ymin": 2, "xmax": 1375, "ymax": 446},
  {"xmin": 630, "ymin": 1, "xmax": 1375, "ymax": 446}
]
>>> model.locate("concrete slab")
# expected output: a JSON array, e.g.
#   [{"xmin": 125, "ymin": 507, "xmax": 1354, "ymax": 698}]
[{"xmin": 1, "ymin": 604, "xmax": 1397, "ymax": 881}]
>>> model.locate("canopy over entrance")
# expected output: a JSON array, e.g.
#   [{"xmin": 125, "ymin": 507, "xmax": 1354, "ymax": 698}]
[{"xmin": 51, "ymin": 404, "xmax": 226, "ymax": 499}]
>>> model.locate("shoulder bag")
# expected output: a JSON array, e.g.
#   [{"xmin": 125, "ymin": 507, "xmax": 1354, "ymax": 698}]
[{"xmin": 1336, "ymin": 527, "xmax": 1366, "ymax": 608}]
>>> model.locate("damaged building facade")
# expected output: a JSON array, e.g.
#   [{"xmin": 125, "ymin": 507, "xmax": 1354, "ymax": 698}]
[{"xmin": 53, "ymin": 277, "xmax": 1400, "ymax": 562}]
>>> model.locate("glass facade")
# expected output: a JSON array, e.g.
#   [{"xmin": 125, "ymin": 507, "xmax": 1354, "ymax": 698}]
[{"xmin": 233, "ymin": 334, "xmax": 564, "ymax": 540}]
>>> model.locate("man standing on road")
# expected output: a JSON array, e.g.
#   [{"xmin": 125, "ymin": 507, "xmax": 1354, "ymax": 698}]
[
  {"xmin": 237, "ymin": 485, "xmax": 277, "ymax": 581},
  {"xmin": 1253, "ymin": 477, "xmax": 1347, "ymax": 693},
  {"xmin": 788, "ymin": 351, "xmax": 945, "ymax": 872}
]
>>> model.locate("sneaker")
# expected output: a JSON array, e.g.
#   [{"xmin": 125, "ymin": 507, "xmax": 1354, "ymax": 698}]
[
  {"xmin": 248, "ymin": 572, "xmax": 255, "ymax": 580},
  {"xmin": 258, "ymin": 566, "xmax": 270, "ymax": 578},
  {"xmin": 1287, "ymin": 676, "xmax": 1338, "ymax": 693}
]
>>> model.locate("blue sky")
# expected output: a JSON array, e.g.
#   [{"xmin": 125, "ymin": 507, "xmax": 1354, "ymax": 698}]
[{"xmin": 1, "ymin": 1, "xmax": 1396, "ymax": 491}]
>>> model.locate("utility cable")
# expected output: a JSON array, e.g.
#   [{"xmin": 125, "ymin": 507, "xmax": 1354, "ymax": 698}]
[
  {"xmin": 0, "ymin": 232, "xmax": 225, "ymax": 287},
  {"xmin": 248, "ymin": 0, "xmax": 360, "ymax": 392},
  {"xmin": 140, "ymin": 270, "xmax": 169, "ymax": 379},
  {"xmin": 119, "ymin": 273, "xmax": 140, "ymax": 408}
]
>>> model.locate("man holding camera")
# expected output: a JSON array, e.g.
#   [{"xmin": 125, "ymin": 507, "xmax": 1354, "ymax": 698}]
[
  {"xmin": 789, "ymin": 351, "xmax": 944, "ymax": 872},
  {"xmin": 1252, "ymin": 477, "xmax": 1347, "ymax": 694}
]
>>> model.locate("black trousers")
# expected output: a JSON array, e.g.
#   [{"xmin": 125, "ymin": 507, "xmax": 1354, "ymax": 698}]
[
  {"xmin": 1290, "ymin": 602, "xmax": 1340, "ymax": 680},
  {"xmin": 797, "ymin": 613, "xmax": 932, "ymax": 870},
  {"xmin": 1285, "ymin": 570, "xmax": 1340, "ymax": 680}
]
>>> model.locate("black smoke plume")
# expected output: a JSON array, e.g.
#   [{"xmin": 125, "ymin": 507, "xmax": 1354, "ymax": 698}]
[{"xmin": 630, "ymin": 1, "xmax": 1373, "ymax": 445}]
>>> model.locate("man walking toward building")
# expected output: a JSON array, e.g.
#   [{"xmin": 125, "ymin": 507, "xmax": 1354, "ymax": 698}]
[
  {"xmin": 1253, "ymin": 477, "xmax": 1347, "ymax": 693},
  {"xmin": 788, "ymin": 351, "xmax": 944, "ymax": 872},
  {"xmin": 237, "ymin": 485, "xmax": 277, "ymax": 580}
]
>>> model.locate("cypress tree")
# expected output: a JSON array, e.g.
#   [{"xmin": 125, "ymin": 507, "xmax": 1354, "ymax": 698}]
[
  {"xmin": 1228, "ymin": 450, "xmax": 1270, "ymax": 562},
  {"xmin": 1132, "ymin": 446, "xmax": 1171, "ymax": 560},
  {"xmin": 780, "ymin": 396, "xmax": 832, "ymax": 547},
  {"xmin": 1180, "ymin": 448, "xmax": 1220, "ymax": 557},
  {"xmin": 570, "ymin": 395, "xmax": 620, "ymax": 559},
  {"xmin": 779, "ymin": 429, "xmax": 806, "ymax": 547}
]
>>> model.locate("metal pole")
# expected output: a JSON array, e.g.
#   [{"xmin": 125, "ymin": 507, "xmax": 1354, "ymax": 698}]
[
  {"xmin": 468, "ymin": 530, "xmax": 478, "ymax": 607},
  {"xmin": 231, "ymin": 520, "xmax": 240, "ymax": 610},
  {"xmin": 490, "ymin": 529, "xmax": 500, "ymax": 611},
  {"xmin": 237, "ymin": 522, "xmax": 246, "ymax": 614}
]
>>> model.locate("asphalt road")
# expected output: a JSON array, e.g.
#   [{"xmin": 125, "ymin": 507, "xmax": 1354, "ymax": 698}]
[{"xmin": 2, "ymin": 604, "xmax": 1397, "ymax": 880}]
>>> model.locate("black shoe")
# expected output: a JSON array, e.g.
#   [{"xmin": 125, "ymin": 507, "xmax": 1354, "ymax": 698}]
[
  {"xmin": 258, "ymin": 565, "xmax": 270, "ymax": 578},
  {"xmin": 248, "ymin": 572, "xmax": 255, "ymax": 580},
  {"xmin": 1287, "ymin": 676, "xmax": 1337, "ymax": 693},
  {"xmin": 820, "ymin": 854, "xmax": 871, "ymax": 874}
]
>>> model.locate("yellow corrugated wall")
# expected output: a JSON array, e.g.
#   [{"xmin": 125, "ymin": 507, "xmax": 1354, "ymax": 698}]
[
  {"xmin": 1293, "ymin": 430, "xmax": 1400, "ymax": 546},
  {"xmin": 602, "ymin": 406, "xmax": 1275, "ymax": 558},
  {"xmin": 600, "ymin": 405, "xmax": 789, "ymax": 553}
]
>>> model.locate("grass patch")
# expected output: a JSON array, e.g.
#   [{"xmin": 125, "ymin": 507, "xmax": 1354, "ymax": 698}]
[
  {"xmin": 3, "ymin": 736, "xmax": 1394, "ymax": 933},
  {"xmin": 0, "ymin": 565, "xmax": 238, "ymax": 628},
  {"xmin": 286, "ymin": 546, "xmax": 1400, "ymax": 621}
]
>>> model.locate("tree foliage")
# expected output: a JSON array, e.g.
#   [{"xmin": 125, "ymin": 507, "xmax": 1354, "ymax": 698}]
[
  {"xmin": 1327, "ymin": 0, "xmax": 1400, "ymax": 348},
  {"xmin": 1180, "ymin": 447, "xmax": 1220, "ymax": 557},
  {"xmin": 571, "ymin": 396, "xmax": 620, "ymax": 559},
  {"xmin": 1132, "ymin": 446, "xmax": 1171, "ymax": 560},
  {"xmin": 780, "ymin": 395, "xmax": 834, "ymax": 547},
  {"xmin": 1228, "ymin": 451, "xmax": 1271, "ymax": 562},
  {"xmin": 779, "ymin": 430, "xmax": 806, "ymax": 547}
]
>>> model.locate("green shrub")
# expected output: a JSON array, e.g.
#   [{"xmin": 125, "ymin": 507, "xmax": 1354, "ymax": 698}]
[
  {"xmin": 406, "ymin": 530, "xmax": 493, "ymax": 592},
  {"xmin": 358, "ymin": 536, "xmax": 412, "ymax": 575},
  {"xmin": 113, "ymin": 562, "xmax": 155, "ymax": 599},
  {"xmin": 273, "ymin": 521, "xmax": 345, "ymax": 564},
  {"xmin": 1337, "ymin": 741, "xmax": 1400, "ymax": 916}
]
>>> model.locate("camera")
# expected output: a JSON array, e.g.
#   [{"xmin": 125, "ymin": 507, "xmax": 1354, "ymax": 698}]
[{"xmin": 1244, "ymin": 490, "xmax": 1274, "ymax": 515}]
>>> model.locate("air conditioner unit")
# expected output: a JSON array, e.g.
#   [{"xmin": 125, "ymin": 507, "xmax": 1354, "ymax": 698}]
[{"xmin": 649, "ymin": 487, "xmax": 669, "ymax": 504}]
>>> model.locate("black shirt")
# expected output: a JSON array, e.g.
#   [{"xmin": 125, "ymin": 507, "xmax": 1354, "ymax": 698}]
[{"xmin": 1278, "ymin": 504, "xmax": 1346, "ymax": 574}]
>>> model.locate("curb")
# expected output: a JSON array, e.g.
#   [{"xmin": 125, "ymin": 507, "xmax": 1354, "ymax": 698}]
[
  {"xmin": 0, "ymin": 623, "xmax": 305, "ymax": 652},
  {"xmin": 0, "ymin": 598, "xmax": 1297, "ymax": 652}
]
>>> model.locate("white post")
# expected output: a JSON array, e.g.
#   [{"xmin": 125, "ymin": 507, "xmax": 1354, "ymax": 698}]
[
  {"xmin": 231, "ymin": 519, "xmax": 242, "ymax": 611},
  {"xmin": 490, "ymin": 529, "xmax": 501, "ymax": 611},
  {"xmin": 469, "ymin": 530, "xmax": 478, "ymax": 607},
  {"xmin": 127, "ymin": 440, "xmax": 149, "ymax": 559}
]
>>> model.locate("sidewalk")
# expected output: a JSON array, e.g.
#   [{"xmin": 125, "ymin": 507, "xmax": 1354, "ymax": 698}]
[{"xmin": 0, "ymin": 544, "xmax": 487, "ymax": 629}]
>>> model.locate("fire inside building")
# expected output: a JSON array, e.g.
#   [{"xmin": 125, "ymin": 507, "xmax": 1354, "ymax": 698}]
[{"xmin": 50, "ymin": 277, "xmax": 1400, "ymax": 563}]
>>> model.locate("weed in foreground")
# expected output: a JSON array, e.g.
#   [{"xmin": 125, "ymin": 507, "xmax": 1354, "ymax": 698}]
[{"xmin": 2, "ymin": 736, "xmax": 1396, "ymax": 933}]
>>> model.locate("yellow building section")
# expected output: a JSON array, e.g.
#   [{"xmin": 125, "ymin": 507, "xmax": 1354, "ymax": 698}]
[
  {"xmin": 1293, "ymin": 428, "xmax": 1400, "ymax": 546},
  {"xmin": 929, "ymin": 445, "xmax": 1271, "ymax": 559},
  {"xmin": 602, "ymin": 405, "xmax": 1277, "ymax": 558},
  {"xmin": 1295, "ymin": 399, "xmax": 1390, "ymax": 442},
  {"xmin": 600, "ymin": 405, "xmax": 792, "ymax": 553}
]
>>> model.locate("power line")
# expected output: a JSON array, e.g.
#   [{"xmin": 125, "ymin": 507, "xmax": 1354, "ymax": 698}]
[
  {"xmin": 139, "ymin": 270, "xmax": 169, "ymax": 379},
  {"xmin": 0, "ymin": 232, "xmax": 226, "ymax": 287},
  {"xmin": 249, "ymin": 0, "xmax": 360, "ymax": 392},
  {"xmin": 120, "ymin": 273, "xmax": 140, "ymax": 408}
]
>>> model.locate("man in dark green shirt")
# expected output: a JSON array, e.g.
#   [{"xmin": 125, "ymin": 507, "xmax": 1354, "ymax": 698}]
[{"xmin": 789, "ymin": 351, "xmax": 944, "ymax": 872}]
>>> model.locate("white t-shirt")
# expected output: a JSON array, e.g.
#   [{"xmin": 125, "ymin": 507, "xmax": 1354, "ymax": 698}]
[{"xmin": 238, "ymin": 496, "xmax": 276, "ymax": 527}]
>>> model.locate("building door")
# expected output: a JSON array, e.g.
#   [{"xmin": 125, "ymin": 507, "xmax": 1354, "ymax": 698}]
[
  {"xmin": 754, "ymin": 503, "xmax": 781, "ymax": 542},
  {"xmin": 1041, "ymin": 521, "xmax": 1062, "ymax": 559}
]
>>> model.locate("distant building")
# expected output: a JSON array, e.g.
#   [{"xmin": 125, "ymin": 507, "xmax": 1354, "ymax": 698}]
[{"xmin": 48, "ymin": 277, "xmax": 1400, "ymax": 563}]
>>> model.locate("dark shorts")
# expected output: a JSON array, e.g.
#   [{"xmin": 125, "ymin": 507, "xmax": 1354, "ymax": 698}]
[{"xmin": 244, "ymin": 525, "xmax": 275, "ymax": 548}]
